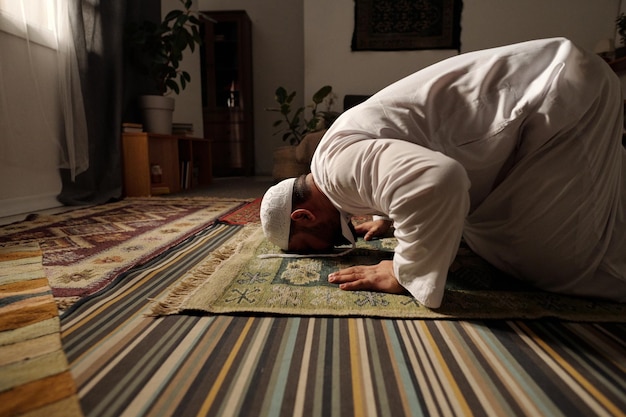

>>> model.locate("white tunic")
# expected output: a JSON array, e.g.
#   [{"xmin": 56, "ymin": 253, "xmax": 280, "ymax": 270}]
[{"xmin": 311, "ymin": 38, "xmax": 626, "ymax": 308}]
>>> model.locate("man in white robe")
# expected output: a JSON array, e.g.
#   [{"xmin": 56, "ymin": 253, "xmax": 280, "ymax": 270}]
[{"xmin": 260, "ymin": 37, "xmax": 626, "ymax": 308}]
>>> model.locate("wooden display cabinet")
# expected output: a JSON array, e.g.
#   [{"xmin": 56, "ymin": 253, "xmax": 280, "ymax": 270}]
[
  {"xmin": 122, "ymin": 132, "xmax": 212, "ymax": 197},
  {"xmin": 200, "ymin": 10, "xmax": 254, "ymax": 177}
]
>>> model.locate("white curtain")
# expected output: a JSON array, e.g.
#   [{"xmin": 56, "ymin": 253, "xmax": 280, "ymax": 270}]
[{"xmin": 0, "ymin": 0, "xmax": 88, "ymax": 180}]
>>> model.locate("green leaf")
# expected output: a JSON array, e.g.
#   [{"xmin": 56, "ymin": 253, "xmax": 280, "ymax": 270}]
[
  {"xmin": 166, "ymin": 79, "xmax": 180, "ymax": 94},
  {"xmin": 275, "ymin": 87, "xmax": 287, "ymax": 103},
  {"xmin": 305, "ymin": 117, "xmax": 318, "ymax": 131},
  {"xmin": 291, "ymin": 115, "xmax": 301, "ymax": 129},
  {"xmin": 312, "ymin": 86, "xmax": 332, "ymax": 104},
  {"xmin": 154, "ymin": 55, "xmax": 168, "ymax": 65},
  {"xmin": 191, "ymin": 26, "xmax": 201, "ymax": 44},
  {"xmin": 176, "ymin": 34, "xmax": 188, "ymax": 52},
  {"xmin": 164, "ymin": 10, "xmax": 183, "ymax": 23}
]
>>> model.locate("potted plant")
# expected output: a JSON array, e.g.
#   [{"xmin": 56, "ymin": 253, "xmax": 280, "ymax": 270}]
[
  {"xmin": 266, "ymin": 86, "xmax": 339, "ymax": 179},
  {"xmin": 267, "ymin": 85, "xmax": 339, "ymax": 145},
  {"xmin": 126, "ymin": 0, "xmax": 202, "ymax": 134}
]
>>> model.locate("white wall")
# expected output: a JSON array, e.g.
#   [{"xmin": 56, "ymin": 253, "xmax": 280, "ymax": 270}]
[{"xmin": 304, "ymin": 0, "xmax": 620, "ymax": 102}]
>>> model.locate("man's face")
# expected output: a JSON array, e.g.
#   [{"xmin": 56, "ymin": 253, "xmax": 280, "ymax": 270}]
[{"xmin": 287, "ymin": 223, "xmax": 348, "ymax": 254}]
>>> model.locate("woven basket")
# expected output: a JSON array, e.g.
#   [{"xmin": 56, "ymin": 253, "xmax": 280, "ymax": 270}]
[{"xmin": 272, "ymin": 146, "xmax": 309, "ymax": 181}]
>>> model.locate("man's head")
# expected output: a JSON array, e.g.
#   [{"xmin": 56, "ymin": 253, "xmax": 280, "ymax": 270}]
[
  {"xmin": 259, "ymin": 177, "xmax": 295, "ymax": 250},
  {"xmin": 260, "ymin": 174, "xmax": 346, "ymax": 253}
]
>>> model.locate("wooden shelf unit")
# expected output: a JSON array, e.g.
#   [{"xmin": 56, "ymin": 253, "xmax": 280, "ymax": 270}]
[{"xmin": 122, "ymin": 132, "xmax": 212, "ymax": 197}]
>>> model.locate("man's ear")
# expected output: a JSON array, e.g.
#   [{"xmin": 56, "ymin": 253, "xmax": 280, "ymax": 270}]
[{"xmin": 291, "ymin": 208, "xmax": 316, "ymax": 223}]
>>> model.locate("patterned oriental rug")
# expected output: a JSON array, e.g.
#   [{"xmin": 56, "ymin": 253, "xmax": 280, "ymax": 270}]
[
  {"xmin": 151, "ymin": 225, "xmax": 626, "ymax": 321},
  {"xmin": 0, "ymin": 197, "xmax": 247, "ymax": 310},
  {"xmin": 0, "ymin": 244, "xmax": 83, "ymax": 417}
]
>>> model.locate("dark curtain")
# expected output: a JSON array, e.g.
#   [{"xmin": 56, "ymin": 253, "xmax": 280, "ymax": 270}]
[{"xmin": 58, "ymin": 0, "xmax": 160, "ymax": 205}]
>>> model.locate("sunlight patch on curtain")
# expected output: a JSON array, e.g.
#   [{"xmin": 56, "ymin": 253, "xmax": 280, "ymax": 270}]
[{"xmin": 0, "ymin": 0, "xmax": 88, "ymax": 180}]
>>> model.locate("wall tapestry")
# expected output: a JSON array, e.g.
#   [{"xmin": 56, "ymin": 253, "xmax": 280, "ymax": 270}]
[{"xmin": 351, "ymin": 0, "xmax": 462, "ymax": 51}]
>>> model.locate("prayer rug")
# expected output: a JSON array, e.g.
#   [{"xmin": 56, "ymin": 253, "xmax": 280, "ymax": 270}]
[
  {"xmin": 0, "ymin": 197, "xmax": 247, "ymax": 310},
  {"xmin": 152, "ymin": 225, "xmax": 626, "ymax": 321},
  {"xmin": 352, "ymin": 0, "xmax": 463, "ymax": 51},
  {"xmin": 0, "ymin": 244, "xmax": 83, "ymax": 417}
]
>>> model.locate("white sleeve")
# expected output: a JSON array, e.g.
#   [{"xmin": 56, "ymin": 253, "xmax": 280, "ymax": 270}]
[
  {"xmin": 315, "ymin": 139, "xmax": 470, "ymax": 308},
  {"xmin": 372, "ymin": 215, "xmax": 392, "ymax": 222},
  {"xmin": 384, "ymin": 142, "xmax": 470, "ymax": 308}
]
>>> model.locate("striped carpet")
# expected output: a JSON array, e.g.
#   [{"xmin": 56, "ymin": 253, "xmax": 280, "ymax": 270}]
[
  {"xmin": 61, "ymin": 224, "xmax": 626, "ymax": 417},
  {"xmin": 1, "ymin": 243, "xmax": 83, "ymax": 417}
]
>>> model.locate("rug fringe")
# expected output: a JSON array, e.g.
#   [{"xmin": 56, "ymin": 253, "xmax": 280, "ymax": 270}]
[
  {"xmin": 147, "ymin": 225, "xmax": 259, "ymax": 317},
  {"xmin": 56, "ymin": 296, "xmax": 80, "ymax": 312}
]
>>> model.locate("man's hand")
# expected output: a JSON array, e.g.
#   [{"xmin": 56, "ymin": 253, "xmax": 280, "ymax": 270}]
[
  {"xmin": 353, "ymin": 219, "xmax": 392, "ymax": 241},
  {"xmin": 328, "ymin": 260, "xmax": 408, "ymax": 294}
]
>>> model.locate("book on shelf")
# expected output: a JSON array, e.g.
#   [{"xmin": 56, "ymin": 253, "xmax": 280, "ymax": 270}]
[
  {"xmin": 122, "ymin": 122, "xmax": 143, "ymax": 133},
  {"xmin": 180, "ymin": 160, "xmax": 192, "ymax": 189}
]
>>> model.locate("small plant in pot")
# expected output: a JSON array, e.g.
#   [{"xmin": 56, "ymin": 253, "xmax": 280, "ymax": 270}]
[
  {"xmin": 126, "ymin": 0, "xmax": 202, "ymax": 134},
  {"xmin": 267, "ymin": 85, "xmax": 339, "ymax": 146},
  {"xmin": 266, "ymin": 86, "xmax": 339, "ymax": 179}
]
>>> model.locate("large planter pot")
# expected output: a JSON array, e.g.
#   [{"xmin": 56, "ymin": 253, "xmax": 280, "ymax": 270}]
[
  {"xmin": 272, "ymin": 146, "xmax": 309, "ymax": 181},
  {"xmin": 139, "ymin": 95, "xmax": 175, "ymax": 134}
]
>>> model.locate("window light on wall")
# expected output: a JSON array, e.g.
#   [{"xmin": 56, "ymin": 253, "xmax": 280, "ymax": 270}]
[{"xmin": 0, "ymin": 0, "xmax": 58, "ymax": 49}]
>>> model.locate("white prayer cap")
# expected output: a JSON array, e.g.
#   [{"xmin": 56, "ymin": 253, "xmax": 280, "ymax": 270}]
[{"xmin": 260, "ymin": 178, "xmax": 296, "ymax": 251}]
